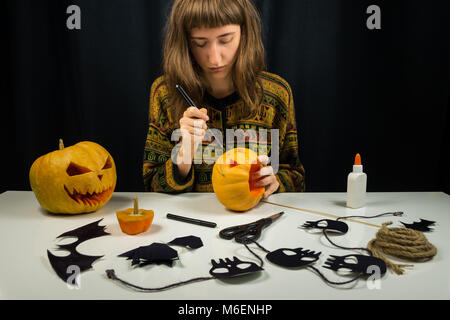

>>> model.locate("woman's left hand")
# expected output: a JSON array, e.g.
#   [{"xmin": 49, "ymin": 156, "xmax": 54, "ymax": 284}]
[{"xmin": 252, "ymin": 155, "xmax": 280, "ymax": 198}]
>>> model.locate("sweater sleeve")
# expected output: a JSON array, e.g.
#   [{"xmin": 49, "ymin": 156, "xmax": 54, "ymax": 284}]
[
  {"xmin": 274, "ymin": 81, "xmax": 306, "ymax": 193},
  {"xmin": 143, "ymin": 78, "xmax": 195, "ymax": 193}
]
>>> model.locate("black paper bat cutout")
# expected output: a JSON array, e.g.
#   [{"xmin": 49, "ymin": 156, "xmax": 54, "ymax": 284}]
[
  {"xmin": 47, "ymin": 219, "xmax": 110, "ymax": 283},
  {"xmin": 168, "ymin": 236, "xmax": 204, "ymax": 249},
  {"xmin": 301, "ymin": 219, "xmax": 349, "ymax": 234},
  {"xmin": 323, "ymin": 254, "xmax": 387, "ymax": 276},
  {"xmin": 118, "ymin": 243, "xmax": 179, "ymax": 267},
  {"xmin": 401, "ymin": 219, "xmax": 436, "ymax": 232},
  {"xmin": 209, "ymin": 256, "xmax": 264, "ymax": 279},
  {"xmin": 266, "ymin": 248, "xmax": 321, "ymax": 268}
]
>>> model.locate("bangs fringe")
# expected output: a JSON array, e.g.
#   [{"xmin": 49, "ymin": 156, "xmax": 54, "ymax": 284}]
[{"xmin": 183, "ymin": 0, "xmax": 244, "ymax": 30}]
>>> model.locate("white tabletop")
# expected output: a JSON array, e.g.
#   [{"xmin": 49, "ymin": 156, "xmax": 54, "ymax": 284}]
[{"xmin": 0, "ymin": 191, "xmax": 449, "ymax": 300}]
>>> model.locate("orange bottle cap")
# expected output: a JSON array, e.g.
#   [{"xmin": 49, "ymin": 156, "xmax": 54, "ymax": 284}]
[{"xmin": 354, "ymin": 153, "xmax": 362, "ymax": 165}]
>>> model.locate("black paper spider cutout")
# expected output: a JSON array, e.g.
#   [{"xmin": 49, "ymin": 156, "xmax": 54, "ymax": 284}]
[
  {"xmin": 118, "ymin": 243, "xmax": 179, "ymax": 267},
  {"xmin": 117, "ymin": 236, "xmax": 204, "ymax": 268}
]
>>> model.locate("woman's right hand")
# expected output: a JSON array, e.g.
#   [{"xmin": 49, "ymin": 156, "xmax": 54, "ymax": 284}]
[{"xmin": 178, "ymin": 106, "xmax": 209, "ymax": 164}]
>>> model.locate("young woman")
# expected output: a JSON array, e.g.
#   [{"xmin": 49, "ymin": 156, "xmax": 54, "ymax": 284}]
[{"xmin": 143, "ymin": 0, "xmax": 305, "ymax": 198}]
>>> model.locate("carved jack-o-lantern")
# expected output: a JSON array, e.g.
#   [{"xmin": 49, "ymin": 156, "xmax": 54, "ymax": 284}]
[{"xmin": 29, "ymin": 139, "xmax": 117, "ymax": 214}]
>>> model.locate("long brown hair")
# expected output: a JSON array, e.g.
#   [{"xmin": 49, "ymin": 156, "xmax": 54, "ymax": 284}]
[{"xmin": 163, "ymin": 0, "xmax": 266, "ymax": 129}]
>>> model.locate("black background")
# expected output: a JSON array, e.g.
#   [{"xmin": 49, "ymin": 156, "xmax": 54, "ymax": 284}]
[{"xmin": 3, "ymin": 0, "xmax": 449, "ymax": 195}]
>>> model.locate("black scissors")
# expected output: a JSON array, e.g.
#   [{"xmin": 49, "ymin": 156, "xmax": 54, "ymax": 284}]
[{"xmin": 219, "ymin": 212, "xmax": 284, "ymax": 244}]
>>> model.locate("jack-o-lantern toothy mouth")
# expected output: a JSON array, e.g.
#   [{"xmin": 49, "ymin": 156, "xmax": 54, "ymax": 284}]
[{"xmin": 64, "ymin": 185, "xmax": 114, "ymax": 206}]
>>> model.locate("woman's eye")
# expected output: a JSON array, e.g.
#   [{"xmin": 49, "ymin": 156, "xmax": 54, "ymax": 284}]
[
  {"xmin": 220, "ymin": 38, "xmax": 233, "ymax": 45},
  {"xmin": 193, "ymin": 41, "xmax": 206, "ymax": 48}
]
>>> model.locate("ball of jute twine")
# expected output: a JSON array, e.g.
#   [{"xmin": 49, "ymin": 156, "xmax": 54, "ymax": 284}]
[{"xmin": 367, "ymin": 222, "xmax": 437, "ymax": 275}]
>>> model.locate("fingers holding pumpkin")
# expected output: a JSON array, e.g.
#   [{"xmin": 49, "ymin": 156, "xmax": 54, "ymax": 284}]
[
  {"xmin": 251, "ymin": 165, "xmax": 280, "ymax": 198},
  {"xmin": 252, "ymin": 168, "xmax": 275, "ymax": 187},
  {"xmin": 263, "ymin": 178, "xmax": 280, "ymax": 198},
  {"xmin": 252, "ymin": 166, "xmax": 274, "ymax": 180},
  {"xmin": 251, "ymin": 159, "xmax": 273, "ymax": 186}
]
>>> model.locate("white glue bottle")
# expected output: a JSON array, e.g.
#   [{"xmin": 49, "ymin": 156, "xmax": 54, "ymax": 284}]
[{"xmin": 346, "ymin": 153, "xmax": 367, "ymax": 208}]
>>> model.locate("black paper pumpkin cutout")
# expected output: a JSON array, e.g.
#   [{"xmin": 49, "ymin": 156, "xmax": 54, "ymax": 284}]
[{"xmin": 266, "ymin": 248, "xmax": 321, "ymax": 268}]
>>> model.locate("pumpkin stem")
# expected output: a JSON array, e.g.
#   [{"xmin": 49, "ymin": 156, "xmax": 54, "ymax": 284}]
[
  {"xmin": 59, "ymin": 139, "xmax": 64, "ymax": 150},
  {"xmin": 133, "ymin": 196, "xmax": 139, "ymax": 215}
]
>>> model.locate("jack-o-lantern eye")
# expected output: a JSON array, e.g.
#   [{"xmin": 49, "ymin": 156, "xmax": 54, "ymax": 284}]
[
  {"xmin": 102, "ymin": 156, "xmax": 113, "ymax": 170},
  {"xmin": 66, "ymin": 162, "xmax": 92, "ymax": 176}
]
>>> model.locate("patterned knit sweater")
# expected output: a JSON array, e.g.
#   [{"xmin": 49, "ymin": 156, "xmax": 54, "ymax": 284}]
[{"xmin": 143, "ymin": 71, "xmax": 305, "ymax": 193}]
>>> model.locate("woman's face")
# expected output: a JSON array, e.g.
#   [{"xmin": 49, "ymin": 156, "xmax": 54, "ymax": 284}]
[{"xmin": 189, "ymin": 24, "xmax": 241, "ymax": 83}]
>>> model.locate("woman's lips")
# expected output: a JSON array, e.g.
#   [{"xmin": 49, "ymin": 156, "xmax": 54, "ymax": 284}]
[{"xmin": 210, "ymin": 66, "xmax": 225, "ymax": 72}]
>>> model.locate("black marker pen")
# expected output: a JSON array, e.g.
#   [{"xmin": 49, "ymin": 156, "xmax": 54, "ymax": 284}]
[{"xmin": 167, "ymin": 213, "xmax": 217, "ymax": 228}]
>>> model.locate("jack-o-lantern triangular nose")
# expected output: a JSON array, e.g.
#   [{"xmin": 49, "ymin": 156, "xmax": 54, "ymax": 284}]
[{"xmin": 98, "ymin": 174, "xmax": 103, "ymax": 181}]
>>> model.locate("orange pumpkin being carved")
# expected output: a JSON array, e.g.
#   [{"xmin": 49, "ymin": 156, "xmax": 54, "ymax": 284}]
[
  {"xmin": 212, "ymin": 148, "xmax": 264, "ymax": 212},
  {"xmin": 29, "ymin": 139, "xmax": 117, "ymax": 214}
]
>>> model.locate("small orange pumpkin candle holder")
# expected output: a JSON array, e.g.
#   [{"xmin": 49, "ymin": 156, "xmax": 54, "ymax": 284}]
[{"xmin": 116, "ymin": 197, "xmax": 154, "ymax": 235}]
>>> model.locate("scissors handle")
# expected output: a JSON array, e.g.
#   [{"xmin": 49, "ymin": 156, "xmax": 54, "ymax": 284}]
[
  {"xmin": 219, "ymin": 219, "xmax": 267, "ymax": 243},
  {"xmin": 234, "ymin": 226, "xmax": 262, "ymax": 244},
  {"xmin": 219, "ymin": 225, "xmax": 246, "ymax": 240}
]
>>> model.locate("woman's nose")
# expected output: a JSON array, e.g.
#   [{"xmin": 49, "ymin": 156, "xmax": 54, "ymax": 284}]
[{"xmin": 207, "ymin": 43, "xmax": 221, "ymax": 66}]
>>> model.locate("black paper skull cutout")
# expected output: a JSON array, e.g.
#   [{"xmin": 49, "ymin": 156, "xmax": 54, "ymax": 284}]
[
  {"xmin": 301, "ymin": 219, "xmax": 349, "ymax": 234},
  {"xmin": 266, "ymin": 248, "xmax": 321, "ymax": 268},
  {"xmin": 323, "ymin": 254, "xmax": 387, "ymax": 275},
  {"xmin": 209, "ymin": 256, "xmax": 264, "ymax": 279}
]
